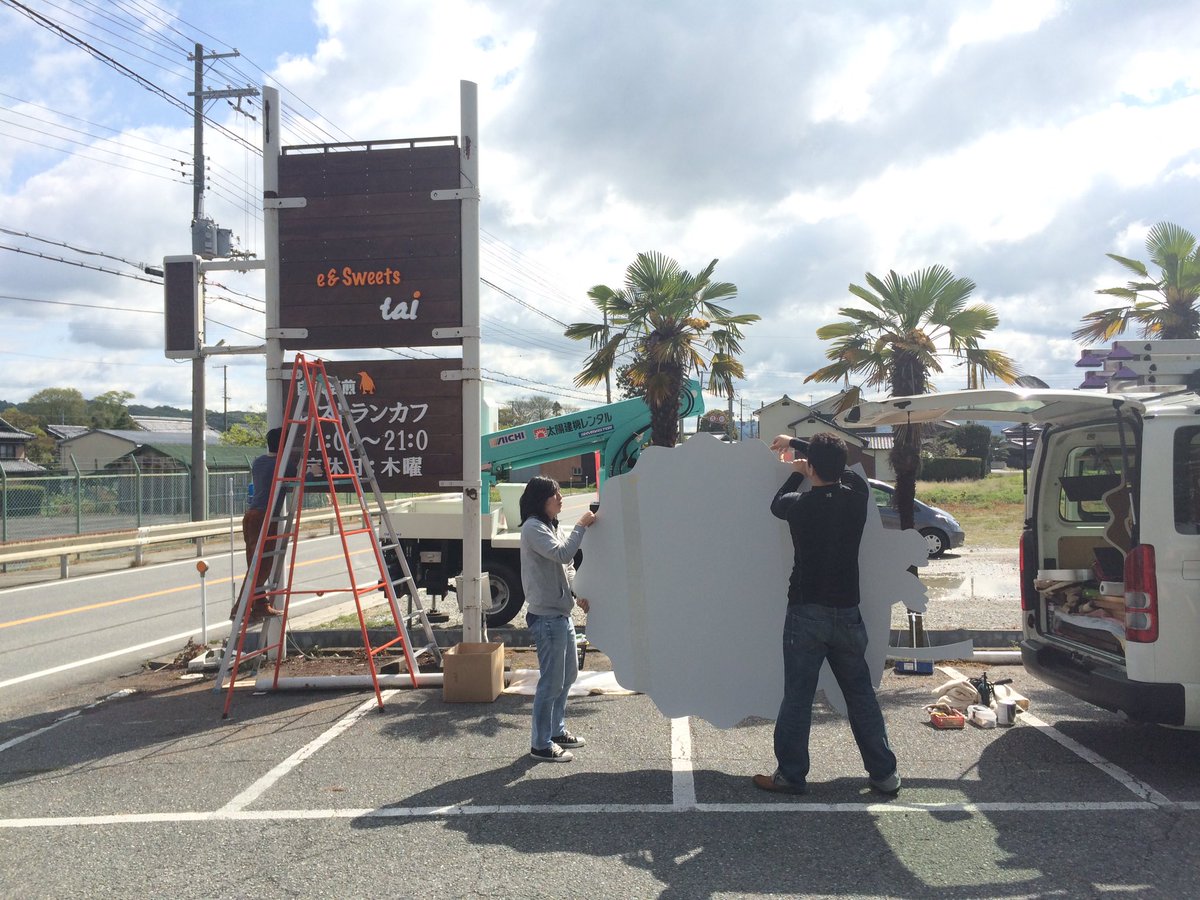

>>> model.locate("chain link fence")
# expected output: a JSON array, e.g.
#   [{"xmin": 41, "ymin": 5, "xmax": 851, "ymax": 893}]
[
  {"xmin": 0, "ymin": 468, "xmax": 412, "ymax": 543},
  {"xmin": 0, "ymin": 470, "xmax": 256, "ymax": 542}
]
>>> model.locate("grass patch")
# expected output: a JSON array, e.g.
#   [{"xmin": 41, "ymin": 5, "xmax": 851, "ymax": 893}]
[
  {"xmin": 316, "ymin": 603, "xmax": 399, "ymax": 630},
  {"xmin": 917, "ymin": 471, "xmax": 1027, "ymax": 550}
]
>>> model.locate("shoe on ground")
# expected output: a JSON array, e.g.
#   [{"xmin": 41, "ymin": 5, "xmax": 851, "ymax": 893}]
[
  {"xmin": 868, "ymin": 771, "xmax": 901, "ymax": 795},
  {"xmin": 551, "ymin": 732, "xmax": 585, "ymax": 749},
  {"xmin": 530, "ymin": 745, "xmax": 573, "ymax": 763},
  {"xmin": 752, "ymin": 770, "xmax": 807, "ymax": 795}
]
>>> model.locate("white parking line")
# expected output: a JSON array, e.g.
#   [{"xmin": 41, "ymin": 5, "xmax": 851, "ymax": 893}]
[
  {"xmin": 0, "ymin": 689, "xmax": 135, "ymax": 754},
  {"xmin": 220, "ymin": 690, "xmax": 396, "ymax": 813},
  {"xmin": 671, "ymin": 717, "xmax": 696, "ymax": 810},
  {"xmin": 1020, "ymin": 711, "xmax": 1174, "ymax": 806},
  {"xmin": 0, "ymin": 799, "xmax": 1161, "ymax": 829}
]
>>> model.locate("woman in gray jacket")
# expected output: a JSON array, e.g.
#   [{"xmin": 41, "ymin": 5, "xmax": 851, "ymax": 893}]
[{"xmin": 520, "ymin": 476, "xmax": 596, "ymax": 762}]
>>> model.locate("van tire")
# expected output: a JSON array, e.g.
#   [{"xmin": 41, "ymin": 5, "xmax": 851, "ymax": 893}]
[
  {"xmin": 920, "ymin": 528, "xmax": 949, "ymax": 558},
  {"xmin": 483, "ymin": 561, "xmax": 525, "ymax": 627}
]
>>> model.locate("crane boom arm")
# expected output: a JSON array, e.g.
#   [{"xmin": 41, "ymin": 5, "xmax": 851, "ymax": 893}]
[{"xmin": 480, "ymin": 380, "xmax": 704, "ymax": 508}]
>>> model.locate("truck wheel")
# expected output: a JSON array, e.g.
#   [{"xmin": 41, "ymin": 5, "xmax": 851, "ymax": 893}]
[
  {"xmin": 920, "ymin": 528, "xmax": 948, "ymax": 558},
  {"xmin": 483, "ymin": 562, "xmax": 525, "ymax": 627}
]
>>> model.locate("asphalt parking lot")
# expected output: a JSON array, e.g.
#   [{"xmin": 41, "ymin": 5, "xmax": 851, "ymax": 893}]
[{"xmin": 2, "ymin": 655, "xmax": 1199, "ymax": 899}]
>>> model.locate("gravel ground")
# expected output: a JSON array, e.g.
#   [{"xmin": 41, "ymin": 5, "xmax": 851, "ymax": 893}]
[{"xmin": 897, "ymin": 545, "xmax": 1022, "ymax": 633}]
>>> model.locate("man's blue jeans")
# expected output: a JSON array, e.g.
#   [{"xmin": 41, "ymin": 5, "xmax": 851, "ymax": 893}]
[
  {"xmin": 527, "ymin": 613, "xmax": 578, "ymax": 751},
  {"xmin": 774, "ymin": 603, "xmax": 897, "ymax": 786}
]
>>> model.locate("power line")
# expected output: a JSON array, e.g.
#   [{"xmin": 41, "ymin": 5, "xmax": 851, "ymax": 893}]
[
  {"xmin": 480, "ymin": 370, "xmax": 605, "ymax": 402},
  {"xmin": 32, "ymin": 0, "xmax": 192, "ymax": 81},
  {"xmin": 0, "ymin": 293, "xmax": 157, "ymax": 315},
  {"xmin": 0, "ymin": 226, "xmax": 164, "ymax": 273},
  {"xmin": 0, "ymin": 125, "xmax": 189, "ymax": 182},
  {"xmin": 481, "ymin": 277, "xmax": 569, "ymax": 328},
  {"xmin": 0, "ymin": 345, "xmax": 176, "ymax": 369},
  {"xmin": 1, "ymin": 0, "xmax": 258, "ymax": 154},
  {"xmin": 0, "ymin": 104, "xmax": 189, "ymax": 167},
  {"xmin": 0, "ymin": 243, "xmax": 163, "ymax": 283},
  {"xmin": 76, "ymin": 0, "xmax": 185, "ymax": 56}
]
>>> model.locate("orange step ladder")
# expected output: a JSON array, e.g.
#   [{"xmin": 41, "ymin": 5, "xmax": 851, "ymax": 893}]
[{"xmin": 218, "ymin": 353, "xmax": 441, "ymax": 717}]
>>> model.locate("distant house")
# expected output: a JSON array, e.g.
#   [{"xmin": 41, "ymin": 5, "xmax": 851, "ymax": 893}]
[
  {"xmin": 59, "ymin": 426, "xmax": 222, "ymax": 472},
  {"xmin": 105, "ymin": 442, "xmax": 264, "ymax": 474},
  {"xmin": 43, "ymin": 424, "xmax": 90, "ymax": 443},
  {"xmin": 0, "ymin": 415, "xmax": 44, "ymax": 475},
  {"xmin": 511, "ymin": 455, "xmax": 598, "ymax": 489},
  {"xmin": 753, "ymin": 394, "xmax": 893, "ymax": 480},
  {"xmin": 131, "ymin": 416, "xmax": 200, "ymax": 433},
  {"xmin": 1001, "ymin": 423, "xmax": 1042, "ymax": 469}
]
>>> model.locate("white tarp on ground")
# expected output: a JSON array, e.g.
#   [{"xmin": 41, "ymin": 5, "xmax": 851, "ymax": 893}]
[{"xmin": 503, "ymin": 668, "xmax": 636, "ymax": 696}]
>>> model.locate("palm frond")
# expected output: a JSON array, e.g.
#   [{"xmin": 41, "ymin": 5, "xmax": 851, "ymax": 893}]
[
  {"xmin": 1072, "ymin": 308, "xmax": 1134, "ymax": 342},
  {"xmin": 1105, "ymin": 253, "xmax": 1150, "ymax": 279}
]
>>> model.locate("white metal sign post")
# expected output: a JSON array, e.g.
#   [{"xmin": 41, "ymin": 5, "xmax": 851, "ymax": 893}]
[{"xmin": 457, "ymin": 81, "xmax": 484, "ymax": 644}]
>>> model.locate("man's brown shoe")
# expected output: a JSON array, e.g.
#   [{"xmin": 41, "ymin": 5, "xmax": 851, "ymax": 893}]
[
  {"xmin": 250, "ymin": 603, "xmax": 283, "ymax": 620},
  {"xmin": 752, "ymin": 771, "xmax": 807, "ymax": 795}
]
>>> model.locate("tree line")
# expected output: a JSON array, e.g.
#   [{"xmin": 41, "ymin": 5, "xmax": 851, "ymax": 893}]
[{"xmin": 1, "ymin": 388, "xmax": 269, "ymax": 465}]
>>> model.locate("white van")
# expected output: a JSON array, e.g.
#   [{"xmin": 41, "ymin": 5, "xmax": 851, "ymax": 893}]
[{"xmin": 841, "ymin": 340, "xmax": 1200, "ymax": 727}]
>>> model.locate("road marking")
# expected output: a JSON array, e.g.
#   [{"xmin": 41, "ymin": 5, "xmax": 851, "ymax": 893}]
[
  {"xmin": 0, "ymin": 532, "xmax": 348, "ymax": 594},
  {"xmin": 0, "ymin": 689, "xmax": 135, "ymax": 754},
  {"xmin": 0, "ymin": 592, "xmax": 337, "ymax": 692},
  {"xmin": 1020, "ymin": 711, "xmax": 1174, "ymax": 806},
  {"xmin": 0, "ymin": 549, "xmax": 369, "ymax": 630},
  {"xmin": 0, "ymin": 800, "xmax": 1161, "ymax": 830},
  {"xmin": 220, "ymin": 691, "xmax": 396, "ymax": 813},
  {"xmin": 670, "ymin": 716, "xmax": 696, "ymax": 810}
]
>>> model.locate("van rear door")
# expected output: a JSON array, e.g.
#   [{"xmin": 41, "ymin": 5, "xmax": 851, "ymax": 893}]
[{"xmin": 837, "ymin": 389, "xmax": 1145, "ymax": 429}]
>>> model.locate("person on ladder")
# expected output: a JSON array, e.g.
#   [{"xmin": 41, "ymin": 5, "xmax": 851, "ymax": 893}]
[{"xmin": 235, "ymin": 427, "xmax": 287, "ymax": 621}]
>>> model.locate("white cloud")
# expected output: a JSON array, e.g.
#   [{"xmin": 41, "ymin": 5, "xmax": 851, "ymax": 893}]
[
  {"xmin": 945, "ymin": 0, "xmax": 1062, "ymax": 53},
  {"xmin": 3, "ymin": 0, "xmax": 1200, "ymax": 418},
  {"xmin": 810, "ymin": 25, "xmax": 902, "ymax": 124}
]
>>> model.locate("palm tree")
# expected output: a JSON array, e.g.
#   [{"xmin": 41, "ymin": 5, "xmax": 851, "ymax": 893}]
[
  {"xmin": 565, "ymin": 251, "xmax": 760, "ymax": 447},
  {"xmin": 806, "ymin": 266, "xmax": 1019, "ymax": 529},
  {"xmin": 1075, "ymin": 221, "xmax": 1200, "ymax": 342}
]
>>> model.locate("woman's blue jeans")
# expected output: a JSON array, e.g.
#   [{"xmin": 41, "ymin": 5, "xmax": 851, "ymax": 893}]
[
  {"xmin": 774, "ymin": 603, "xmax": 897, "ymax": 786},
  {"xmin": 527, "ymin": 613, "xmax": 578, "ymax": 751}
]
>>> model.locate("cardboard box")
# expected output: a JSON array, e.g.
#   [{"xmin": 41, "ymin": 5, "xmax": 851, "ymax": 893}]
[{"xmin": 443, "ymin": 642, "xmax": 504, "ymax": 703}]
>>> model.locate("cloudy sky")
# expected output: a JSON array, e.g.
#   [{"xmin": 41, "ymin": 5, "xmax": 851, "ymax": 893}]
[{"xmin": 2, "ymin": 0, "xmax": 1199, "ymax": 424}]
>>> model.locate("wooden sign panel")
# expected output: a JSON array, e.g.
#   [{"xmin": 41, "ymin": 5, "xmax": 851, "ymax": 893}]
[
  {"xmin": 304, "ymin": 359, "xmax": 464, "ymax": 493},
  {"xmin": 278, "ymin": 142, "xmax": 463, "ymax": 349}
]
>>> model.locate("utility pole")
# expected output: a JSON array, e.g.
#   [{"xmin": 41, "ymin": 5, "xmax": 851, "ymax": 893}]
[
  {"xmin": 186, "ymin": 43, "xmax": 258, "ymax": 521},
  {"xmin": 220, "ymin": 365, "xmax": 229, "ymax": 431}
]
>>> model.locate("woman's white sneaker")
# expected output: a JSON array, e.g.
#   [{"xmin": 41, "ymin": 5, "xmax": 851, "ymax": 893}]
[{"xmin": 530, "ymin": 745, "xmax": 573, "ymax": 762}]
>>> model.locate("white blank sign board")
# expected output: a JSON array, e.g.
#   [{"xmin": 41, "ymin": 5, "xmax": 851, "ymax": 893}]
[{"xmin": 574, "ymin": 434, "xmax": 929, "ymax": 729}]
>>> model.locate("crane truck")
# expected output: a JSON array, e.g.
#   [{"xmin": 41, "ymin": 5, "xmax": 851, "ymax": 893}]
[{"xmin": 390, "ymin": 381, "xmax": 705, "ymax": 625}]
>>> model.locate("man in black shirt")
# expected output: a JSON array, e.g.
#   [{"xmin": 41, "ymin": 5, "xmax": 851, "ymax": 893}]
[{"xmin": 753, "ymin": 432, "xmax": 900, "ymax": 796}]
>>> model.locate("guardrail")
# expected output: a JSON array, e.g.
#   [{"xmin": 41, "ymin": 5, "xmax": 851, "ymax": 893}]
[{"xmin": 0, "ymin": 505, "xmax": 376, "ymax": 579}]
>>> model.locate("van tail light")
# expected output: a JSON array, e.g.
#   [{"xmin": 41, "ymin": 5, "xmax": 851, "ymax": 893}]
[
  {"xmin": 1124, "ymin": 544, "xmax": 1159, "ymax": 643},
  {"xmin": 1019, "ymin": 529, "xmax": 1036, "ymax": 611}
]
